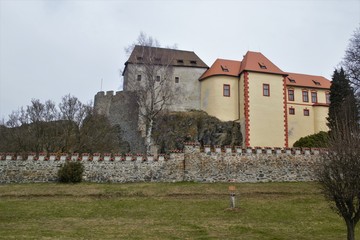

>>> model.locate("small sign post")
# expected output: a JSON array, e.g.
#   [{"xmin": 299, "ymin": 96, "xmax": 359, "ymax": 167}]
[{"xmin": 229, "ymin": 186, "xmax": 236, "ymax": 209}]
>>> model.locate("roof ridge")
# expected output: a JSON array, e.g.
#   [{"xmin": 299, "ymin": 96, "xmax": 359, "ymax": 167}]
[
  {"xmin": 134, "ymin": 45, "xmax": 196, "ymax": 54},
  {"xmin": 286, "ymin": 72, "xmax": 324, "ymax": 78}
]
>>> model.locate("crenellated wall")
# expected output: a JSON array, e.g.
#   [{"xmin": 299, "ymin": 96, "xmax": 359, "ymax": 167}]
[{"xmin": 0, "ymin": 144, "xmax": 323, "ymax": 184}]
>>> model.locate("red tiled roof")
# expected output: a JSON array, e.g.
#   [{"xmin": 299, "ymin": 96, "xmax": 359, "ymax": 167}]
[
  {"xmin": 286, "ymin": 72, "xmax": 331, "ymax": 89},
  {"xmin": 239, "ymin": 51, "xmax": 286, "ymax": 75},
  {"xmin": 199, "ymin": 51, "xmax": 331, "ymax": 90},
  {"xmin": 199, "ymin": 59, "xmax": 241, "ymax": 80}
]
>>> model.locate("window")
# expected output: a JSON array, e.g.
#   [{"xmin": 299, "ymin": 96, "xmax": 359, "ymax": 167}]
[
  {"xmin": 304, "ymin": 109, "xmax": 310, "ymax": 116},
  {"xmin": 263, "ymin": 84, "xmax": 270, "ymax": 96},
  {"xmin": 221, "ymin": 65, "xmax": 229, "ymax": 72},
  {"xmin": 156, "ymin": 76, "xmax": 160, "ymax": 82},
  {"xmin": 288, "ymin": 89, "xmax": 295, "ymax": 101},
  {"xmin": 289, "ymin": 107, "xmax": 295, "ymax": 115},
  {"xmin": 137, "ymin": 75, "xmax": 142, "ymax": 81},
  {"xmin": 258, "ymin": 62, "xmax": 267, "ymax": 69},
  {"xmin": 288, "ymin": 78, "xmax": 296, "ymax": 83},
  {"xmin": 302, "ymin": 90, "xmax": 309, "ymax": 102},
  {"xmin": 311, "ymin": 92, "xmax": 318, "ymax": 103},
  {"xmin": 177, "ymin": 59, "xmax": 184, "ymax": 64},
  {"xmin": 190, "ymin": 60, "xmax": 197, "ymax": 65},
  {"xmin": 312, "ymin": 80, "xmax": 321, "ymax": 86},
  {"xmin": 223, "ymin": 84, "xmax": 230, "ymax": 97},
  {"xmin": 175, "ymin": 77, "xmax": 179, "ymax": 83},
  {"xmin": 136, "ymin": 56, "xmax": 143, "ymax": 61},
  {"xmin": 154, "ymin": 57, "xmax": 161, "ymax": 62},
  {"xmin": 326, "ymin": 92, "xmax": 330, "ymax": 104}
]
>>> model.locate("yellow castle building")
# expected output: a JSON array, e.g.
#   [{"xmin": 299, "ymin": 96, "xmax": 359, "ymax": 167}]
[
  {"xmin": 100, "ymin": 46, "xmax": 331, "ymax": 151},
  {"xmin": 199, "ymin": 51, "xmax": 331, "ymax": 148}
]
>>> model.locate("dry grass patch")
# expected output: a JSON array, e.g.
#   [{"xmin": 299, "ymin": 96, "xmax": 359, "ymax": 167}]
[{"xmin": 0, "ymin": 182, "xmax": 359, "ymax": 239}]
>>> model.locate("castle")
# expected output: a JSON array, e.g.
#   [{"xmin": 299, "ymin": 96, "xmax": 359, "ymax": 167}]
[{"xmin": 95, "ymin": 45, "xmax": 331, "ymax": 150}]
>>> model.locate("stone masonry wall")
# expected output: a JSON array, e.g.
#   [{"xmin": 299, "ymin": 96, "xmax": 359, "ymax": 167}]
[
  {"xmin": 0, "ymin": 145, "xmax": 322, "ymax": 184},
  {"xmin": 94, "ymin": 91, "xmax": 145, "ymax": 153}
]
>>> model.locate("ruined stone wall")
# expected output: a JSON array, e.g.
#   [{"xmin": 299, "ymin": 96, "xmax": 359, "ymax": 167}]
[
  {"xmin": 94, "ymin": 91, "xmax": 145, "ymax": 153},
  {"xmin": 0, "ymin": 145, "xmax": 322, "ymax": 184}
]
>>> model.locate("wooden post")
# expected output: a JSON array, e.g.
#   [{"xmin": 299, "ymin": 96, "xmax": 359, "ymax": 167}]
[{"xmin": 229, "ymin": 186, "xmax": 236, "ymax": 209}]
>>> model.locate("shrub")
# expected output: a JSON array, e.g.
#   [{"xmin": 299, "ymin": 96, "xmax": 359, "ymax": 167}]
[
  {"xmin": 58, "ymin": 161, "xmax": 84, "ymax": 183},
  {"xmin": 293, "ymin": 131, "xmax": 329, "ymax": 148}
]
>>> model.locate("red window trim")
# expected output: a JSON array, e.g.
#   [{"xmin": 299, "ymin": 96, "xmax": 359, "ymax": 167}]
[
  {"xmin": 311, "ymin": 91, "xmax": 318, "ymax": 103},
  {"xmin": 223, "ymin": 84, "xmax": 230, "ymax": 97},
  {"xmin": 288, "ymin": 89, "xmax": 294, "ymax": 101},
  {"xmin": 302, "ymin": 90, "xmax": 309, "ymax": 102},
  {"xmin": 289, "ymin": 107, "xmax": 295, "ymax": 115},
  {"xmin": 325, "ymin": 91, "xmax": 330, "ymax": 104},
  {"xmin": 263, "ymin": 84, "xmax": 270, "ymax": 96}
]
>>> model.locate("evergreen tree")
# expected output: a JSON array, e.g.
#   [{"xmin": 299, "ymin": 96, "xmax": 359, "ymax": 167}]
[{"xmin": 327, "ymin": 68, "xmax": 358, "ymax": 134}]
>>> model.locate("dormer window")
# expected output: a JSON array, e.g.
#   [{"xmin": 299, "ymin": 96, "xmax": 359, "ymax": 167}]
[
  {"xmin": 221, "ymin": 65, "xmax": 229, "ymax": 72},
  {"xmin": 190, "ymin": 60, "xmax": 197, "ymax": 65},
  {"xmin": 288, "ymin": 78, "xmax": 296, "ymax": 83},
  {"xmin": 177, "ymin": 59, "xmax": 184, "ymax": 64},
  {"xmin": 258, "ymin": 62, "xmax": 267, "ymax": 69},
  {"xmin": 154, "ymin": 57, "xmax": 161, "ymax": 62},
  {"xmin": 137, "ymin": 56, "xmax": 143, "ymax": 61},
  {"xmin": 312, "ymin": 80, "xmax": 321, "ymax": 86}
]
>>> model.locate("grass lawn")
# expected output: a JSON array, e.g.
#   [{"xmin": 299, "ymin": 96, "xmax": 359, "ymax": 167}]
[{"xmin": 0, "ymin": 182, "xmax": 358, "ymax": 239}]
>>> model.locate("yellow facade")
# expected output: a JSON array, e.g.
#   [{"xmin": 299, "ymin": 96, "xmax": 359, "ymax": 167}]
[
  {"xmin": 200, "ymin": 75, "xmax": 239, "ymax": 121},
  {"xmin": 286, "ymin": 86, "xmax": 329, "ymax": 146},
  {"xmin": 200, "ymin": 73, "xmax": 330, "ymax": 147},
  {"xmin": 199, "ymin": 53, "xmax": 330, "ymax": 148},
  {"xmin": 247, "ymin": 72, "xmax": 285, "ymax": 147}
]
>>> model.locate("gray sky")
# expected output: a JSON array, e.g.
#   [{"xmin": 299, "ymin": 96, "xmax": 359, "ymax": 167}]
[{"xmin": 0, "ymin": 0, "xmax": 359, "ymax": 121}]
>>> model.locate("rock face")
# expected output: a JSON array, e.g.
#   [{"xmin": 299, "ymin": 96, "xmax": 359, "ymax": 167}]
[
  {"xmin": 153, "ymin": 111, "xmax": 242, "ymax": 152},
  {"xmin": 93, "ymin": 91, "xmax": 243, "ymax": 154}
]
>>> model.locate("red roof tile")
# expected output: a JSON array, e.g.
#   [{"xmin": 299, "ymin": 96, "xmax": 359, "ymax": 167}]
[
  {"xmin": 286, "ymin": 72, "xmax": 331, "ymax": 89},
  {"xmin": 239, "ymin": 51, "xmax": 286, "ymax": 75},
  {"xmin": 199, "ymin": 59, "xmax": 241, "ymax": 80},
  {"xmin": 198, "ymin": 51, "xmax": 330, "ymax": 90}
]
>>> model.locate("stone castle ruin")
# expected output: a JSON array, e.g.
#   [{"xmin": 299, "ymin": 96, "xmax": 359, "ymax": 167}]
[{"xmin": 94, "ymin": 46, "xmax": 210, "ymax": 152}]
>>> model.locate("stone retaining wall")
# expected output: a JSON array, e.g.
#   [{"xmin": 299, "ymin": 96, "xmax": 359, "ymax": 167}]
[{"xmin": 0, "ymin": 144, "xmax": 322, "ymax": 183}]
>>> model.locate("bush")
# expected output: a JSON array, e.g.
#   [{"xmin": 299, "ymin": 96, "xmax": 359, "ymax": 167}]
[
  {"xmin": 293, "ymin": 131, "xmax": 329, "ymax": 148},
  {"xmin": 58, "ymin": 161, "xmax": 84, "ymax": 183}
]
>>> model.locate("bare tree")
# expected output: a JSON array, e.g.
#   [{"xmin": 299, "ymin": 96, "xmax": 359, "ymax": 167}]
[
  {"xmin": 343, "ymin": 26, "xmax": 360, "ymax": 89},
  {"xmin": 317, "ymin": 94, "xmax": 360, "ymax": 240},
  {"xmin": 59, "ymin": 94, "xmax": 91, "ymax": 127},
  {"xmin": 1, "ymin": 95, "xmax": 125, "ymax": 154},
  {"xmin": 78, "ymin": 113, "xmax": 123, "ymax": 153},
  {"xmin": 2, "ymin": 107, "xmax": 30, "ymax": 152},
  {"xmin": 123, "ymin": 33, "xmax": 177, "ymax": 154}
]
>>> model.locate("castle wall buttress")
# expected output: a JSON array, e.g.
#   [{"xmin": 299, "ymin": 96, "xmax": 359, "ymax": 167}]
[{"xmin": 247, "ymin": 72, "xmax": 286, "ymax": 148}]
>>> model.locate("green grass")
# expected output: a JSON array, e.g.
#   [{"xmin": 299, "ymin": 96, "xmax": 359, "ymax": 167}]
[{"xmin": 0, "ymin": 182, "xmax": 358, "ymax": 239}]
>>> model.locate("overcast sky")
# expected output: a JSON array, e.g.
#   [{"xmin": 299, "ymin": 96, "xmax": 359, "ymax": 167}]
[{"xmin": 0, "ymin": 0, "xmax": 359, "ymax": 121}]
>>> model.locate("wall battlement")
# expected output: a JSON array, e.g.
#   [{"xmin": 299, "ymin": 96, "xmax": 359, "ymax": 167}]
[{"xmin": 0, "ymin": 144, "xmax": 322, "ymax": 184}]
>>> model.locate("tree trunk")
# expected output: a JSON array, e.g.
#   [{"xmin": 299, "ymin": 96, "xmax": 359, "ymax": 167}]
[
  {"xmin": 346, "ymin": 220, "xmax": 355, "ymax": 240},
  {"xmin": 145, "ymin": 118, "xmax": 153, "ymax": 155}
]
